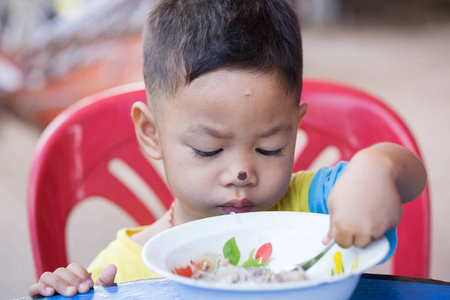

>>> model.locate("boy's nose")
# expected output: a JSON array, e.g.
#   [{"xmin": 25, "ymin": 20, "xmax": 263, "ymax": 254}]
[
  {"xmin": 237, "ymin": 171, "xmax": 247, "ymax": 181},
  {"xmin": 220, "ymin": 152, "xmax": 257, "ymax": 187},
  {"xmin": 220, "ymin": 167, "xmax": 257, "ymax": 187}
]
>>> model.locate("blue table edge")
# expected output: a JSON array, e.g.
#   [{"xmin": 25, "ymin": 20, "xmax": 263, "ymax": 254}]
[{"xmin": 18, "ymin": 273, "xmax": 450, "ymax": 299}]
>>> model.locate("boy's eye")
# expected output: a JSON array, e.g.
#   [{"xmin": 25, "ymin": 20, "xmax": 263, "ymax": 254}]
[
  {"xmin": 192, "ymin": 148, "xmax": 223, "ymax": 158},
  {"xmin": 256, "ymin": 148, "xmax": 284, "ymax": 157}
]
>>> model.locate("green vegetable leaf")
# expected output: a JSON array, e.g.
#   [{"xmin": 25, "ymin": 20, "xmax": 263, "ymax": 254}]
[
  {"xmin": 242, "ymin": 249, "xmax": 273, "ymax": 267},
  {"xmin": 223, "ymin": 237, "xmax": 240, "ymax": 265}
]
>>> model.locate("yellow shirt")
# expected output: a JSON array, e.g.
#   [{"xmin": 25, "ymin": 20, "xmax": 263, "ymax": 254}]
[
  {"xmin": 88, "ymin": 227, "xmax": 157, "ymax": 282},
  {"xmin": 88, "ymin": 171, "xmax": 315, "ymax": 282}
]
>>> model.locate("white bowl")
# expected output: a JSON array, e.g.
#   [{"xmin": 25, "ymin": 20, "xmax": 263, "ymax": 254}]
[{"xmin": 142, "ymin": 211, "xmax": 389, "ymax": 300}]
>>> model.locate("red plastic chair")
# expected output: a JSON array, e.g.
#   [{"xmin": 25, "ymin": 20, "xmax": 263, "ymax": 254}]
[
  {"xmin": 295, "ymin": 80, "xmax": 430, "ymax": 278},
  {"xmin": 27, "ymin": 82, "xmax": 174, "ymax": 279},
  {"xmin": 28, "ymin": 79, "xmax": 430, "ymax": 279}
]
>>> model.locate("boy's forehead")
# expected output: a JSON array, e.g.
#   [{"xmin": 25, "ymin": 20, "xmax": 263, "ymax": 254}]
[{"xmin": 153, "ymin": 69, "xmax": 300, "ymax": 117}]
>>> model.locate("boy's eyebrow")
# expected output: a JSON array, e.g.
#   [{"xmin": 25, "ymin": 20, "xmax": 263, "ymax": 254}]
[
  {"xmin": 185, "ymin": 124, "xmax": 293, "ymax": 139},
  {"xmin": 185, "ymin": 126, "xmax": 234, "ymax": 139},
  {"xmin": 260, "ymin": 124, "xmax": 293, "ymax": 138}
]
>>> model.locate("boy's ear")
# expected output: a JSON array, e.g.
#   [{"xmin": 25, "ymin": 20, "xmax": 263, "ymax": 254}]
[
  {"xmin": 131, "ymin": 102, "xmax": 163, "ymax": 160},
  {"xmin": 297, "ymin": 102, "xmax": 308, "ymax": 124}
]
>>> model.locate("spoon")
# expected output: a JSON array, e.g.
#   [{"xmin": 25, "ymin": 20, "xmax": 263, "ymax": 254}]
[{"xmin": 291, "ymin": 240, "xmax": 336, "ymax": 272}]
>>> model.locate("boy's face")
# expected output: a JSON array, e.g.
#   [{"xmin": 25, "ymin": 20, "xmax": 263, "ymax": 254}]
[{"xmin": 134, "ymin": 69, "xmax": 307, "ymax": 224}]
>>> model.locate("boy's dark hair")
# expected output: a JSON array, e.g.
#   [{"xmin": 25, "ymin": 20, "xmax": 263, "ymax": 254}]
[{"xmin": 143, "ymin": 0, "xmax": 302, "ymax": 108}]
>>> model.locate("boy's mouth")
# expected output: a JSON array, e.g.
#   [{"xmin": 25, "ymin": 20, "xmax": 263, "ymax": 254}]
[{"xmin": 218, "ymin": 199, "xmax": 255, "ymax": 214}]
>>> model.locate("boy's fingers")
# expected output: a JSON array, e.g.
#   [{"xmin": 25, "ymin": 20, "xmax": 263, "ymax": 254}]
[
  {"xmin": 322, "ymin": 231, "xmax": 334, "ymax": 245},
  {"xmin": 38, "ymin": 271, "xmax": 78, "ymax": 297},
  {"xmin": 353, "ymin": 234, "xmax": 372, "ymax": 248},
  {"xmin": 325, "ymin": 211, "xmax": 336, "ymax": 244},
  {"xmin": 29, "ymin": 282, "xmax": 54, "ymax": 297},
  {"xmin": 331, "ymin": 221, "xmax": 353, "ymax": 249},
  {"xmin": 48, "ymin": 268, "xmax": 89, "ymax": 296},
  {"xmin": 335, "ymin": 233, "xmax": 353, "ymax": 249},
  {"xmin": 95, "ymin": 264, "xmax": 117, "ymax": 285},
  {"xmin": 67, "ymin": 263, "xmax": 94, "ymax": 288},
  {"xmin": 29, "ymin": 264, "xmax": 93, "ymax": 297}
]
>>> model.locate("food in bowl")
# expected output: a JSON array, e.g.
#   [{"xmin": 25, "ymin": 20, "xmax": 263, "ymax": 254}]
[
  {"xmin": 191, "ymin": 254, "xmax": 307, "ymax": 283},
  {"xmin": 141, "ymin": 212, "xmax": 389, "ymax": 300},
  {"xmin": 172, "ymin": 237, "xmax": 307, "ymax": 284}
]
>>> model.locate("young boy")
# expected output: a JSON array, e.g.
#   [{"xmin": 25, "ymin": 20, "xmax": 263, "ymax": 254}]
[{"xmin": 29, "ymin": 0, "xmax": 427, "ymax": 297}]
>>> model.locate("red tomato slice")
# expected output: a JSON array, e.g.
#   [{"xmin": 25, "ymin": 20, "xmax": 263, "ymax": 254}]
[
  {"xmin": 255, "ymin": 243, "xmax": 272, "ymax": 263},
  {"xmin": 172, "ymin": 265, "xmax": 193, "ymax": 277}
]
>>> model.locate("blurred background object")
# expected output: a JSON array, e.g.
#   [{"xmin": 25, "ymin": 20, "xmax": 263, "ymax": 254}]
[
  {"xmin": 0, "ymin": 0, "xmax": 156, "ymax": 126},
  {"xmin": 339, "ymin": 0, "xmax": 450, "ymax": 25},
  {"xmin": 294, "ymin": 0, "xmax": 450, "ymax": 26}
]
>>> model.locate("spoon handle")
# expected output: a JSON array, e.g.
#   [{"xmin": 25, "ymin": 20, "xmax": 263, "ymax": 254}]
[{"xmin": 298, "ymin": 240, "xmax": 336, "ymax": 271}]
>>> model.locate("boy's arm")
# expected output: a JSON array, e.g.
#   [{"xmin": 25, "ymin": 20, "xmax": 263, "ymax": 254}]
[{"xmin": 326, "ymin": 142, "xmax": 427, "ymax": 249}]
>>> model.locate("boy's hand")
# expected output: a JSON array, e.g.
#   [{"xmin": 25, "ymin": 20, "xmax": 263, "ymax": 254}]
[
  {"xmin": 325, "ymin": 143, "xmax": 426, "ymax": 249},
  {"xmin": 29, "ymin": 263, "xmax": 117, "ymax": 297},
  {"xmin": 326, "ymin": 160, "xmax": 403, "ymax": 248}
]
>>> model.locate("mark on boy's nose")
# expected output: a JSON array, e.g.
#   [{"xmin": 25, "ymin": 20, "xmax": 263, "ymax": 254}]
[{"xmin": 237, "ymin": 171, "xmax": 247, "ymax": 181}]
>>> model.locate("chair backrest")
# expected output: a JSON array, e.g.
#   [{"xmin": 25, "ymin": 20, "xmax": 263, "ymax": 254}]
[
  {"xmin": 28, "ymin": 83, "xmax": 174, "ymax": 278},
  {"xmin": 28, "ymin": 79, "xmax": 430, "ymax": 279},
  {"xmin": 296, "ymin": 80, "xmax": 430, "ymax": 278}
]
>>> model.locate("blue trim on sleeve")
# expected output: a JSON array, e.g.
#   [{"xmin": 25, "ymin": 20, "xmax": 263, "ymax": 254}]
[
  {"xmin": 381, "ymin": 228, "xmax": 397, "ymax": 263},
  {"xmin": 308, "ymin": 161, "xmax": 397, "ymax": 262},
  {"xmin": 308, "ymin": 161, "xmax": 348, "ymax": 214}
]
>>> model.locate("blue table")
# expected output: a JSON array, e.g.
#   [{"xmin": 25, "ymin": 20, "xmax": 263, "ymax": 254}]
[{"xmin": 18, "ymin": 274, "xmax": 450, "ymax": 300}]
